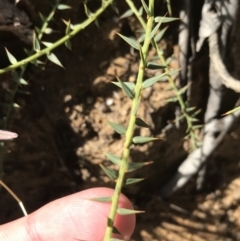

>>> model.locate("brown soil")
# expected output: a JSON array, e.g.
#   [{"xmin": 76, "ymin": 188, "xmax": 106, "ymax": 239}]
[{"xmin": 1, "ymin": 1, "xmax": 240, "ymax": 240}]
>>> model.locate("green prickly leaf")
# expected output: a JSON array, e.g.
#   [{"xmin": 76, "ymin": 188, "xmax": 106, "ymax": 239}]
[
  {"xmin": 116, "ymin": 76, "xmax": 134, "ymax": 99},
  {"xmin": 33, "ymin": 32, "xmax": 41, "ymax": 52},
  {"xmin": 192, "ymin": 109, "xmax": 201, "ymax": 116},
  {"xmin": 138, "ymin": 43, "xmax": 145, "ymax": 65},
  {"xmin": 138, "ymin": 6, "xmax": 143, "ymax": 16},
  {"xmin": 94, "ymin": 19, "xmax": 99, "ymax": 28},
  {"xmin": 125, "ymin": 178, "xmax": 144, "ymax": 185},
  {"xmin": 166, "ymin": 96, "xmax": 178, "ymax": 102},
  {"xmin": 57, "ymin": 4, "xmax": 71, "ymax": 10},
  {"xmin": 99, "ymin": 164, "xmax": 117, "ymax": 180},
  {"xmin": 138, "ymin": 33, "xmax": 146, "ymax": 43},
  {"xmin": 127, "ymin": 161, "xmax": 152, "ymax": 172},
  {"xmin": 135, "ymin": 117, "xmax": 150, "ymax": 128},
  {"xmin": 108, "ymin": 121, "xmax": 126, "ymax": 135},
  {"xmin": 142, "ymin": 73, "xmax": 168, "ymax": 89},
  {"xmin": 133, "ymin": 97, "xmax": 141, "ymax": 116},
  {"xmin": 104, "ymin": 152, "xmax": 121, "ymax": 165},
  {"xmin": 64, "ymin": 20, "xmax": 71, "ymax": 35},
  {"xmin": 112, "ymin": 225, "xmax": 121, "ymax": 235},
  {"xmin": 112, "ymin": 81, "xmax": 135, "ymax": 90},
  {"xmin": 155, "ymin": 16, "xmax": 179, "ymax": 23},
  {"xmin": 65, "ymin": 40, "xmax": 72, "ymax": 50},
  {"xmin": 13, "ymin": 103, "xmax": 20, "ymax": 108},
  {"xmin": 111, "ymin": 2, "xmax": 119, "ymax": 14},
  {"xmin": 133, "ymin": 136, "xmax": 159, "ymax": 144},
  {"xmin": 117, "ymin": 33, "xmax": 139, "ymax": 50},
  {"xmin": 88, "ymin": 196, "xmax": 112, "ymax": 203},
  {"xmin": 117, "ymin": 208, "xmax": 144, "ymax": 215},
  {"xmin": 178, "ymin": 83, "xmax": 191, "ymax": 95},
  {"xmin": 186, "ymin": 106, "xmax": 197, "ymax": 112},
  {"xmin": 42, "ymin": 41, "xmax": 53, "ymax": 47},
  {"xmin": 140, "ymin": 0, "xmax": 150, "ymax": 15},
  {"xmin": 189, "ymin": 117, "xmax": 199, "ymax": 122},
  {"xmin": 44, "ymin": 28, "xmax": 53, "ymax": 34},
  {"xmin": 47, "ymin": 53, "xmax": 64, "ymax": 68},
  {"xmin": 84, "ymin": 3, "xmax": 92, "ymax": 17},
  {"xmin": 5, "ymin": 48, "xmax": 17, "ymax": 64},
  {"xmin": 120, "ymin": 9, "xmax": 133, "ymax": 19},
  {"xmin": 39, "ymin": 12, "xmax": 46, "ymax": 22},
  {"xmin": 154, "ymin": 26, "xmax": 168, "ymax": 42},
  {"xmin": 192, "ymin": 125, "xmax": 203, "ymax": 130},
  {"xmin": 146, "ymin": 62, "xmax": 166, "ymax": 69},
  {"xmin": 148, "ymin": 18, "xmax": 162, "ymax": 41}
]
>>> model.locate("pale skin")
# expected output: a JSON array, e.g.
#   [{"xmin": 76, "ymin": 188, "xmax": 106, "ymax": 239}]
[{"xmin": 0, "ymin": 187, "xmax": 136, "ymax": 241}]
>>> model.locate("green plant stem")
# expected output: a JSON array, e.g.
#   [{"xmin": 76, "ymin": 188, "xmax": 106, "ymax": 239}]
[
  {"xmin": 103, "ymin": 1, "xmax": 155, "ymax": 240},
  {"xmin": 38, "ymin": 0, "xmax": 61, "ymax": 40},
  {"xmin": 125, "ymin": 0, "xmax": 146, "ymax": 29},
  {"xmin": 154, "ymin": 43, "xmax": 198, "ymax": 149},
  {"xmin": 126, "ymin": 0, "xmax": 198, "ymax": 149},
  {"xmin": 0, "ymin": 0, "xmax": 114, "ymax": 74},
  {"xmin": 3, "ymin": 0, "xmax": 62, "ymax": 129}
]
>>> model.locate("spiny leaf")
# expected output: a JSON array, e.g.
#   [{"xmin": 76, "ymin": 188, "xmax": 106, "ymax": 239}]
[
  {"xmin": 88, "ymin": 196, "xmax": 112, "ymax": 203},
  {"xmin": 105, "ymin": 153, "xmax": 121, "ymax": 165},
  {"xmin": 192, "ymin": 125, "xmax": 203, "ymax": 130},
  {"xmin": 148, "ymin": 18, "xmax": 162, "ymax": 41},
  {"xmin": 133, "ymin": 97, "xmax": 141, "ymax": 115},
  {"xmin": 138, "ymin": 33, "xmax": 146, "ymax": 43},
  {"xmin": 57, "ymin": 4, "xmax": 71, "ymax": 10},
  {"xmin": 47, "ymin": 53, "xmax": 64, "ymax": 68},
  {"xmin": 11, "ymin": 71, "xmax": 28, "ymax": 85},
  {"xmin": 142, "ymin": 73, "xmax": 168, "ymax": 88},
  {"xmin": 186, "ymin": 106, "xmax": 197, "ymax": 112},
  {"xmin": 39, "ymin": 12, "xmax": 46, "ymax": 22},
  {"xmin": 13, "ymin": 103, "xmax": 20, "ymax": 108},
  {"xmin": 94, "ymin": 19, "xmax": 99, "ymax": 28},
  {"xmin": 166, "ymin": 96, "xmax": 178, "ymax": 102},
  {"xmin": 108, "ymin": 121, "xmax": 126, "ymax": 135},
  {"xmin": 65, "ymin": 40, "xmax": 72, "ymax": 50},
  {"xmin": 99, "ymin": 164, "xmax": 117, "ymax": 180},
  {"xmin": 141, "ymin": 0, "xmax": 150, "ymax": 15},
  {"xmin": 155, "ymin": 16, "xmax": 179, "ymax": 23},
  {"xmin": 112, "ymin": 81, "xmax": 135, "ymax": 90},
  {"xmin": 33, "ymin": 32, "xmax": 41, "ymax": 52},
  {"xmin": 223, "ymin": 106, "xmax": 240, "ymax": 115},
  {"xmin": 146, "ymin": 62, "xmax": 166, "ymax": 69},
  {"xmin": 64, "ymin": 20, "xmax": 71, "ymax": 35},
  {"xmin": 135, "ymin": 117, "xmax": 150, "ymax": 128},
  {"xmin": 0, "ymin": 130, "xmax": 18, "ymax": 140},
  {"xmin": 125, "ymin": 178, "xmax": 144, "ymax": 185},
  {"xmin": 44, "ymin": 28, "xmax": 53, "ymax": 34},
  {"xmin": 120, "ymin": 9, "xmax": 133, "ymax": 19},
  {"xmin": 84, "ymin": 3, "xmax": 92, "ymax": 17},
  {"xmin": 178, "ymin": 83, "xmax": 191, "ymax": 95},
  {"xmin": 138, "ymin": 6, "xmax": 143, "ymax": 16},
  {"xmin": 117, "ymin": 208, "xmax": 144, "ymax": 215},
  {"xmin": 133, "ymin": 136, "xmax": 159, "ymax": 144},
  {"xmin": 139, "ymin": 43, "xmax": 145, "ymax": 65},
  {"xmin": 42, "ymin": 41, "xmax": 53, "ymax": 47},
  {"xmin": 154, "ymin": 26, "xmax": 168, "ymax": 42},
  {"xmin": 5, "ymin": 48, "xmax": 17, "ymax": 64},
  {"xmin": 117, "ymin": 33, "xmax": 139, "ymax": 50},
  {"xmin": 116, "ymin": 76, "xmax": 134, "ymax": 99},
  {"xmin": 127, "ymin": 161, "xmax": 152, "ymax": 172}
]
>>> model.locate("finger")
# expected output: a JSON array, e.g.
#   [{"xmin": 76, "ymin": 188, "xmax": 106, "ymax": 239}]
[{"xmin": 0, "ymin": 187, "xmax": 135, "ymax": 241}]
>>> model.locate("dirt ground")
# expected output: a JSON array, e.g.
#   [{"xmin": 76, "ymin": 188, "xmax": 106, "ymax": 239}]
[{"xmin": 1, "ymin": 1, "xmax": 240, "ymax": 240}]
